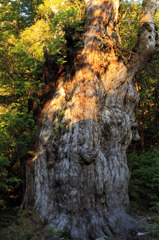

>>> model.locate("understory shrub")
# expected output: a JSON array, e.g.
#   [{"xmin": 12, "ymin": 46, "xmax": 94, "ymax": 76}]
[{"xmin": 128, "ymin": 148, "xmax": 159, "ymax": 211}]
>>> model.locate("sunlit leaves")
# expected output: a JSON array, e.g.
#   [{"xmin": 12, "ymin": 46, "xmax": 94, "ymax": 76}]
[
  {"xmin": 18, "ymin": 0, "xmax": 85, "ymax": 63},
  {"xmin": 119, "ymin": 0, "xmax": 141, "ymax": 49},
  {"xmin": 20, "ymin": 19, "xmax": 49, "ymax": 61},
  {"xmin": 0, "ymin": 0, "xmax": 43, "ymax": 35}
]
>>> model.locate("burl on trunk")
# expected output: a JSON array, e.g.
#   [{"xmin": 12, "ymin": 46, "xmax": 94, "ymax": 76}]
[{"xmin": 23, "ymin": 0, "xmax": 157, "ymax": 239}]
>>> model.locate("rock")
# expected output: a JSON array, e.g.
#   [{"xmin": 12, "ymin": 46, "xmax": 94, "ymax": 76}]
[{"xmin": 137, "ymin": 232, "xmax": 149, "ymax": 236}]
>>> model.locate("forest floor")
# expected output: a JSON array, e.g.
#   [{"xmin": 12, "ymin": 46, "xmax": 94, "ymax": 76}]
[{"xmin": 0, "ymin": 208, "xmax": 158, "ymax": 240}]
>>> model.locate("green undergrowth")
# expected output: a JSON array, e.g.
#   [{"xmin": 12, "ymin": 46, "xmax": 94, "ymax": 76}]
[
  {"xmin": 128, "ymin": 148, "xmax": 159, "ymax": 239},
  {"xmin": 128, "ymin": 148, "xmax": 159, "ymax": 211},
  {"xmin": 0, "ymin": 208, "xmax": 73, "ymax": 240},
  {"xmin": 0, "ymin": 209, "xmax": 43, "ymax": 240}
]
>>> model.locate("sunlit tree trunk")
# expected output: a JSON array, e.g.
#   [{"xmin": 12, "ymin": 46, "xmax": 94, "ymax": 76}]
[{"xmin": 23, "ymin": 0, "xmax": 157, "ymax": 239}]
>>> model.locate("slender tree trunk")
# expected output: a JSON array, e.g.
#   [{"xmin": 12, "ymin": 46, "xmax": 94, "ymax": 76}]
[
  {"xmin": 140, "ymin": 119, "xmax": 146, "ymax": 153},
  {"xmin": 137, "ymin": 103, "xmax": 146, "ymax": 153},
  {"xmin": 23, "ymin": 0, "xmax": 157, "ymax": 239}
]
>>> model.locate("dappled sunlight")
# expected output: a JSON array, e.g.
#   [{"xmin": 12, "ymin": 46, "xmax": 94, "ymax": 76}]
[{"xmin": 27, "ymin": 148, "xmax": 46, "ymax": 164}]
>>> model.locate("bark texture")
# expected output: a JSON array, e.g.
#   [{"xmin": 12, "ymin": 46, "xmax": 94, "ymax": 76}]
[{"xmin": 24, "ymin": 0, "xmax": 157, "ymax": 239}]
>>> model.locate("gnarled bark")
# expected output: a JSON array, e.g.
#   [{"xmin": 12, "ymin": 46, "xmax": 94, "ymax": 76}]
[{"xmin": 23, "ymin": 0, "xmax": 157, "ymax": 239}]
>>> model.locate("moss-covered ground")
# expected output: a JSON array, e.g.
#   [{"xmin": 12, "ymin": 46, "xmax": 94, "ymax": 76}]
[
  {"xmin": 0, "ymin": 208, "xmax": 159, "ymax": 240},
  {"xmin": 0, "ymin": 208, "xmax": 72, "ymax": 240}
]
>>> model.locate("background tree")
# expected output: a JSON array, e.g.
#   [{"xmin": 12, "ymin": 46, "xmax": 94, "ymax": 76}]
[
  {"xmin": 0, "ymin": 0, "xmax": 43, "ymax": 207},
  {"xmin": 135, "ymin": 53, "xmax": 159, "ymax": 152}
]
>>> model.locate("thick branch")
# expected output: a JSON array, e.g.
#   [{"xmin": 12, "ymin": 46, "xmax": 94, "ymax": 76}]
[
  {"xmin": 84, "ymin": 0, "xmax": 120, "ymax": 48},
  {"xmin": 130, "ymin": 0, "xmax": 157, "ymax": 73}
]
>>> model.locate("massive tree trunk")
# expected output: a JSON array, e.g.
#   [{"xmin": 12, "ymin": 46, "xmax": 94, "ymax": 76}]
[{"xmin": 23, "ymin": 0, "xmax": 157, "ymax": 239}]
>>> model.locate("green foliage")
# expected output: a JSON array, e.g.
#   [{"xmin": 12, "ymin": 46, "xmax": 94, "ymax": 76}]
[
  {"xmin": 150, "ymin": 215, "xmax": 159, "ymax": 240},
  {"xmin": 48, "ymin": 2, "xmax": 85, "ymax": 62},
  {"xmin": 46, "ymin": 227, "xmax": 73, "ymax": 240},
  {"xmin": 119, "ymin": 0, "xmax": 141, "ymax": 49},
  {"xmin": 128, "ymin": 148, "xmax": 159, "ymax": 210},
  {"xmin": 19, "ymin": 0, "xmax": 85, "ymax": 64},
  {"xmin": 135, "ymin": 49, "xmax": 159, "ymax": 150},
  {"xmin": 0, "ymin": 110, "xmax": 36, "ymax": 206},
  {"xmin": 0, "ymin": 0, "xmax": 43, "ymax": 34},
  {"xmin": 0, "ymin": 209, "xmax": 44, "ymax": 240},
  {"xmin": 0, "ymin": 21, "xmax": 40, "ymax": 207}
]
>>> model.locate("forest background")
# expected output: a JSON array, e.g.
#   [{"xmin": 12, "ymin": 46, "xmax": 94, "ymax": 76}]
[{"xmin": 0, "ymin": 0, "xmax": 159, "ymax": 237}]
